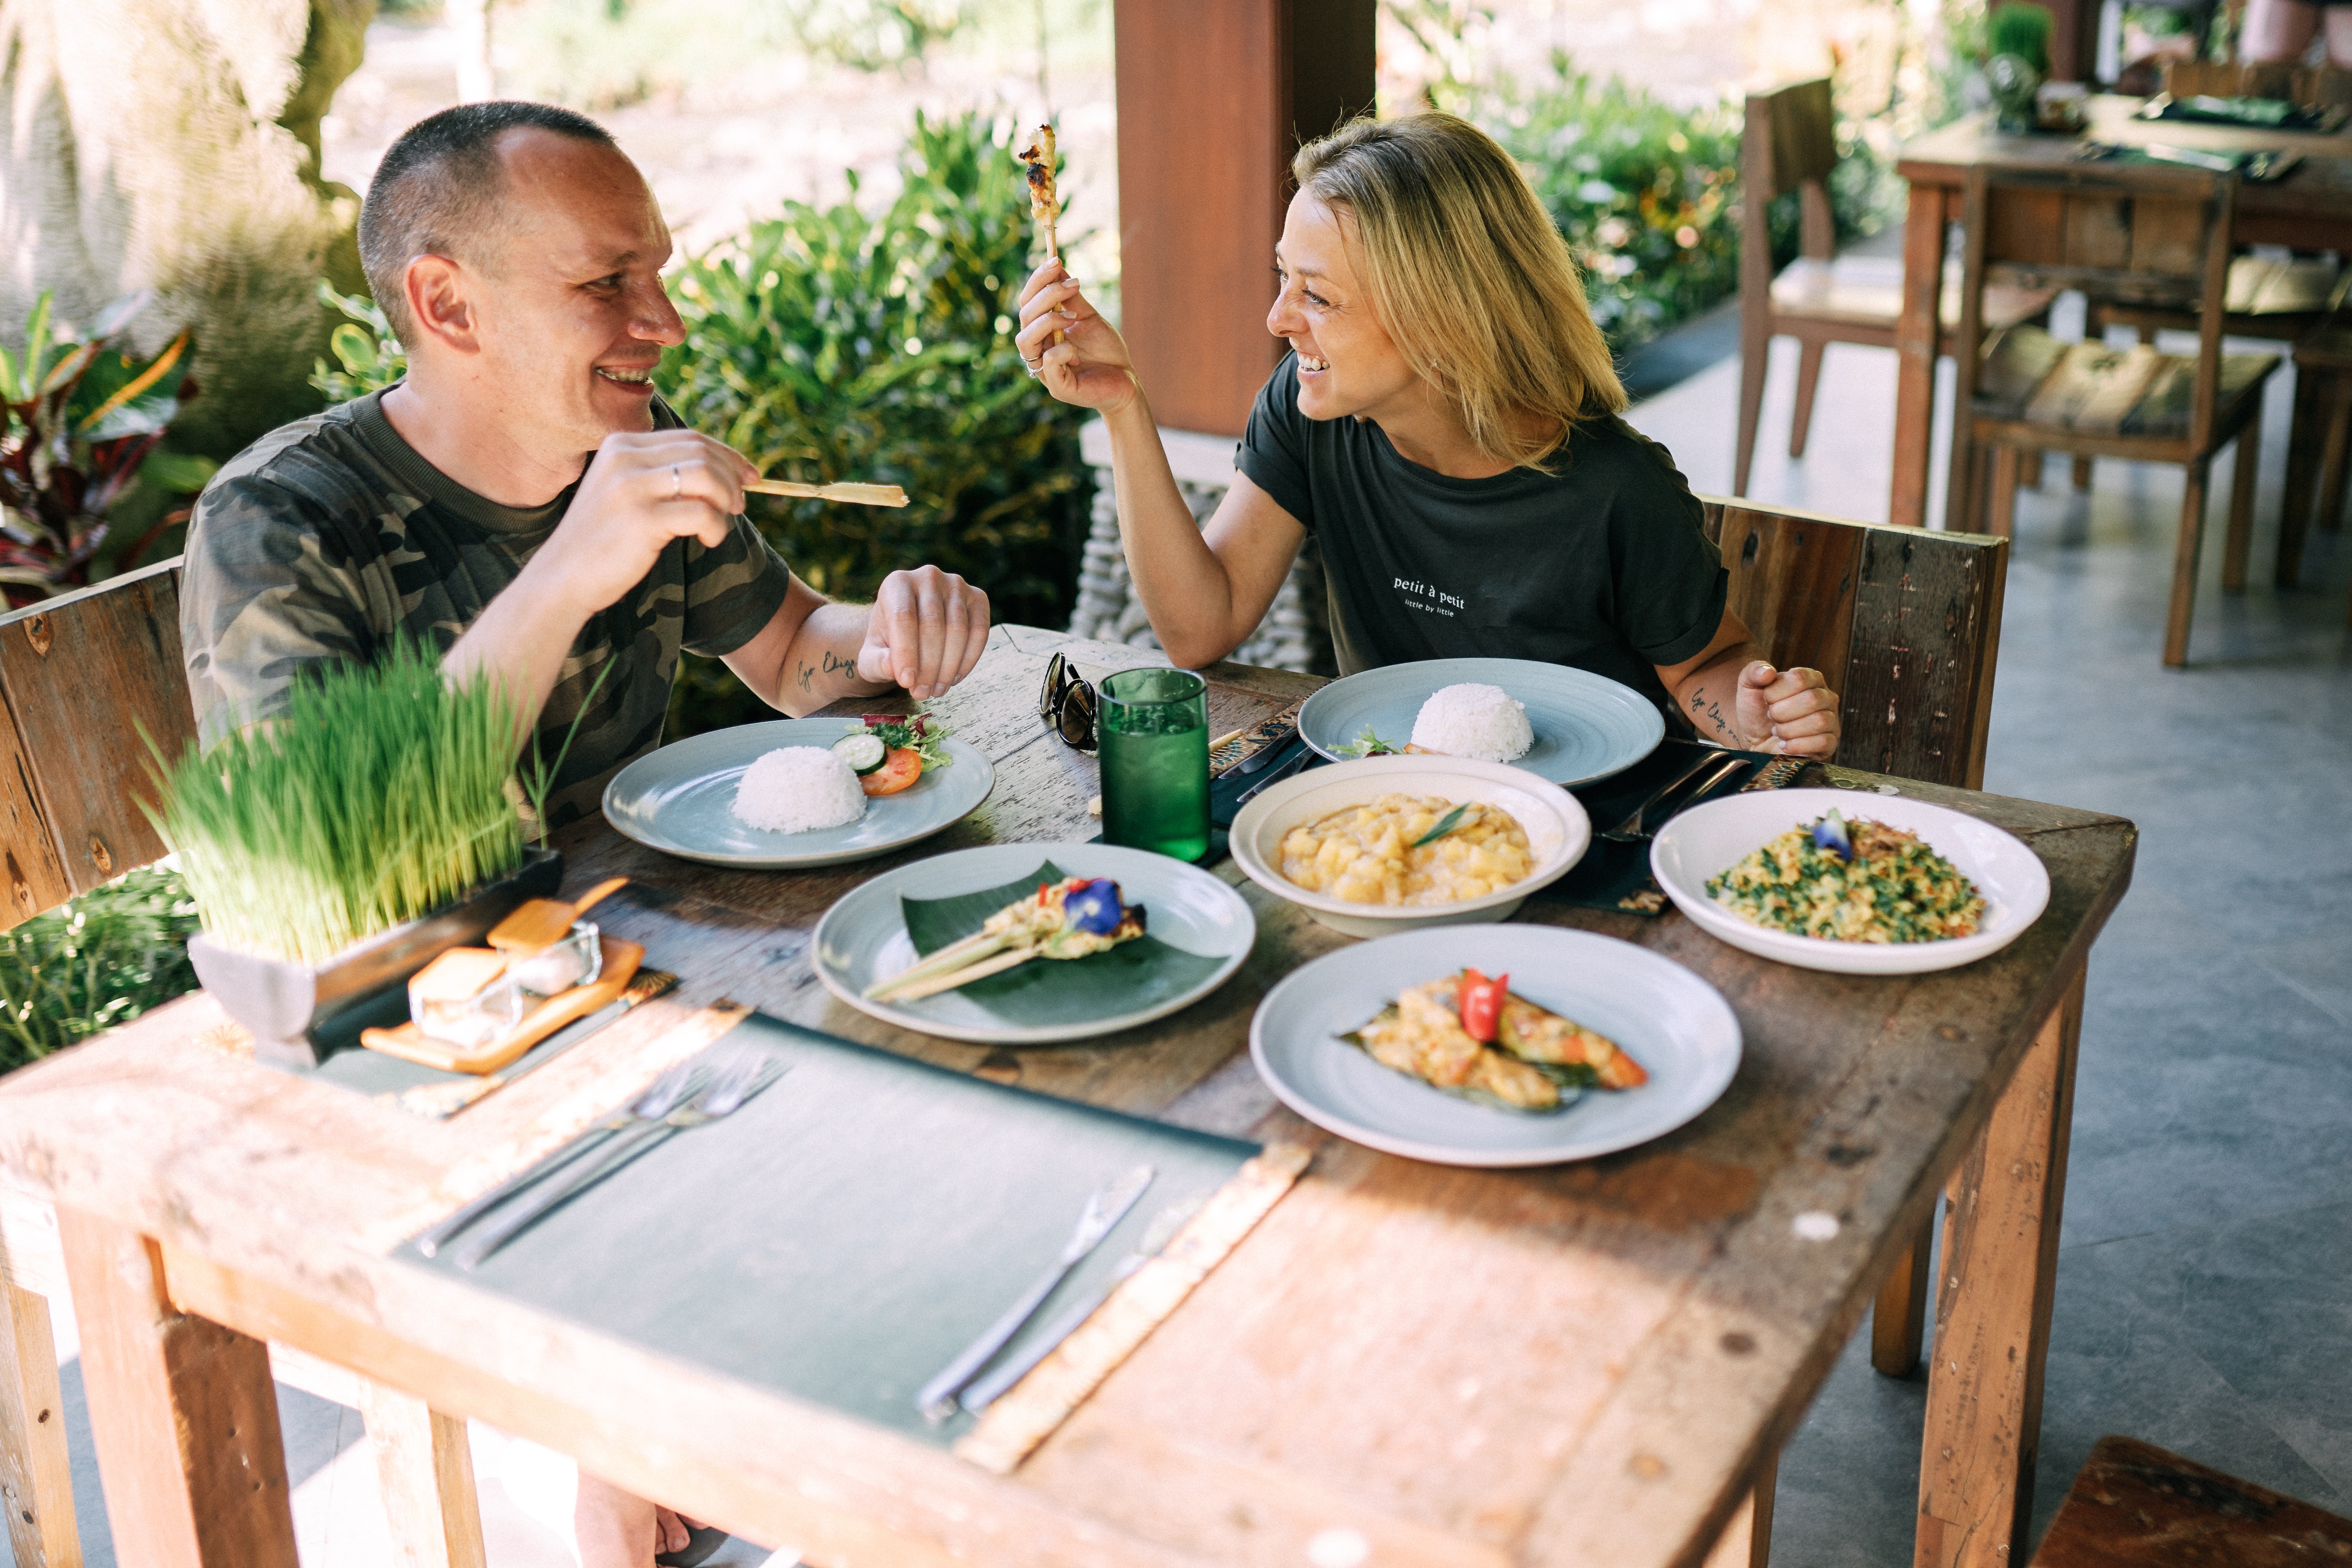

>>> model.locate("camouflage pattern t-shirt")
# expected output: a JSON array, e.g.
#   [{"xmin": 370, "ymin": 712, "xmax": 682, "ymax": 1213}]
[{"xmin": 181, "ymin": 388, "xmax": 792, "ymax": 827}]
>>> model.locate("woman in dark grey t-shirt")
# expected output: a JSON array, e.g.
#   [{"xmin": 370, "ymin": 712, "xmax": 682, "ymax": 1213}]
[{"xmin": 1015, "ymin": 111, "xmax": 1841, "ymax": 755}]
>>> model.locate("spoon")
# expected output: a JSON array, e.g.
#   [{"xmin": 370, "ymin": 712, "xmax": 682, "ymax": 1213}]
[{"xmin": 488, "ymin": 876, "xmax": 630, "ymax": 954}]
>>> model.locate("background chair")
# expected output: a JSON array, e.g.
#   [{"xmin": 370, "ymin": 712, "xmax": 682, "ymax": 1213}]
[
  {"xmin": 1944, "ymin": 163, "xmax": 2281, "ymax": 666},
  {"xmin": 1698, "ymin": 496, "xmax": 2011, "ymax": 1398},
  {"xmin": 2029, "ymin": 1434, "xmax": 2352, "ymax": 1566},
  {"xmin": 2279, "ymin": 296, "xmax": 2352, "ymax": 604},
  {"xmin": 1734, "ymin": 79, "xmax": 2056, "ymax": 498},
  {"xmin": 0, "ymin": 563, "xmax": 485, "ymax": 1568}
]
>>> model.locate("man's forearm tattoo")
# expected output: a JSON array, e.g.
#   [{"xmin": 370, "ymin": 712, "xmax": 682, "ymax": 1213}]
[
  {"xmin": 1689, "ymin": 687, "xmax": 1736, "ymax": 742},
  {"xmin": 795, "ymin": 649, "xmax": 861, "ymax": 694}
]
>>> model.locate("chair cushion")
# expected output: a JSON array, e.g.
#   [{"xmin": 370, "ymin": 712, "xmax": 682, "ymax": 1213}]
[
  {"xmin": 1974, "ymin": 325, "xmax": 2280, "ymax": 439},
  {"xmin": 1771, "ymin": 254, "xmax": 2054, "ymax": 332}
]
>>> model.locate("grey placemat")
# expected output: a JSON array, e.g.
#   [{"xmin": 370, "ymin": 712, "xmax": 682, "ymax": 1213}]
[{"xmin": 397, "ymin": 1012, "xmax": 1260, "ymax": 1447}]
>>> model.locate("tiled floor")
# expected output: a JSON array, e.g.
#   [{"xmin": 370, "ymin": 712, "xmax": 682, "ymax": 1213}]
[
  {"xmin": 18, "ymin": 321, "xmax": 2351, "ymax": 1567},
  {"xmin": 1631, "ymin": 321, "xmax": 2352, "ymax": 1563}
]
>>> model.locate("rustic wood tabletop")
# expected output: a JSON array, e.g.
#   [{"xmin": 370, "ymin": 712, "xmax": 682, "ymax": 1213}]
[{"xmin": 0, "ymin": 624, "xmax": 2135, "ymax": 1568}]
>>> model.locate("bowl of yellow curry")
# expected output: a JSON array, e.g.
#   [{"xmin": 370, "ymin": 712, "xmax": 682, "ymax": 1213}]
[{"xmin": 1228, "ymin": 755, "xmax": 1589, "ymax": 938}]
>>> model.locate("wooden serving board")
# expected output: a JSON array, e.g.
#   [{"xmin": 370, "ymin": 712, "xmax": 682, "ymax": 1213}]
[{"xmin": 361, "ymin": 938, "xmax": 645, "ymax": 1075}]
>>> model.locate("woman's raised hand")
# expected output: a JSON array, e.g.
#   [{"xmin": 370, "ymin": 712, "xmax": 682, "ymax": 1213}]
[{"xmin": 1015, "ymin": 261, "xmax": 1139, "ymax": 414}]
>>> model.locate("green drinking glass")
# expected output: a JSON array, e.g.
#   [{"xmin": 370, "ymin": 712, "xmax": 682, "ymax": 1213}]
[{"xmin": 1099, "ymin": 667, "xmax": 1211, "ymax": 862}]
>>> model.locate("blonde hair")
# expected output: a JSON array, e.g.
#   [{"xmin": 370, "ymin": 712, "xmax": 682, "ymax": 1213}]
[{"xmin": 1292, "ymin": 113, "xmax": 1626, "ymax": 472}]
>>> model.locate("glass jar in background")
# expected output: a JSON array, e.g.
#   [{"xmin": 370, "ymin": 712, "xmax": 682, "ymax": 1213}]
[{"xmin": 1098, "ymin": 667, "xmax": 1211, "ymax": 862}]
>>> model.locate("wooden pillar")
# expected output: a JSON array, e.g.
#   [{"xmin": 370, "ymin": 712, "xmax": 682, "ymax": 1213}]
[
  {"xmin": 54, "ymin": 1209, "xmax": 297, "ymax": 1568},
  {"xmin": 1113, "ymin": 0, "xmax": 1377, "ymax": 437}
]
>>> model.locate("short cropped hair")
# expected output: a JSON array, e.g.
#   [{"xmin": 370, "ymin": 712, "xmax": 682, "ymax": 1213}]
[
  {"xmin": 358, "ymin": 101, "xmax": 617, "ymax": 343},
  {"xmin": 1292, "ymin": 114, "xmax": 1627, "ymax": 472}
]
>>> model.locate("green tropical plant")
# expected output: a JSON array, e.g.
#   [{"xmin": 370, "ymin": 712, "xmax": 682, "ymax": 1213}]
[
  {"xmin": 312, "ymin": 283, "xmax": 407, "ymax": 402},
  {"xmin": 0, "ymin": 292, "xmax": 218, "ymax": 605},
  {"xmin": 0, "ymin": 866, "xmax": 200, "ymax": 1070},
  {"xmin": 1440, "ymin": 60, "xmax": 1747, "ymax": 351},
  {"xmin": 787, "ymin": 0, "xmax": 969, "ymax": 70},
  {"xmin": 144, "ymin": 640, "xmax": 528, "ymax": 966},
  {"xmin": 657, "ymin": 108, "xmax": 1092, "ymax": 734}
]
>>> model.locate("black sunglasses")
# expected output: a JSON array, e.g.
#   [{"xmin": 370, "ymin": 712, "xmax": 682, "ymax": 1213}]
[{"xmin": 1039, "ymin": 651, "xmax": 1099, "ymax": 752}]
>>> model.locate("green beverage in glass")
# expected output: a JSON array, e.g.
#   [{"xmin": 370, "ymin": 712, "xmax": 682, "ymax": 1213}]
[{"xmin": 1099, "ymin": 667, "xmax": 1211, "ymax": 862}]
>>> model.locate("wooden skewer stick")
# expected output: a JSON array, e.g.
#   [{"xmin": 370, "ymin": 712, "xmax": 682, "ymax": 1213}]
[
  {"xmin": 1018, "ymin": 125, "xmax": 1065, "ymax": 348},
  {"xmin": 745, "ymin": 479, "xmax": 909, "ymax": 508}
]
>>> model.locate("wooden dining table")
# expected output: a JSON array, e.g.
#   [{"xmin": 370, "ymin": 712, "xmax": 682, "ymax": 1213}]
[
  {"xmin": 0, "ymin": 624, "xmax": 2133, "ymax": 1568},
  {"xmin": 1889, "ymin": 94, "xmax": 2352, "ymax": 530}
]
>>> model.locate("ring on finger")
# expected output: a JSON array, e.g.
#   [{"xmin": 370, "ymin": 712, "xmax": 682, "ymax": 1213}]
[{"xmin": 669, "ymin": 463, "xmax": 682, "ymax": 500}]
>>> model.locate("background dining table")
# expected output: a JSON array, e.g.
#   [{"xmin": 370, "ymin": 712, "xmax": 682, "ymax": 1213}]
[
  {"xmin": 1889, "ymin": 94, "xmax": 2352, "ymax": 531},
  {"xmin": 0, "ymin": 624, "xmax": 2133, "ymax": 1568}
]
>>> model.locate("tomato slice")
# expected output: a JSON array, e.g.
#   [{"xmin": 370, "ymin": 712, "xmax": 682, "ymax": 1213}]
[{"xmin": 860, "ymin": 746, "xmax": 923, "ymax": 797}]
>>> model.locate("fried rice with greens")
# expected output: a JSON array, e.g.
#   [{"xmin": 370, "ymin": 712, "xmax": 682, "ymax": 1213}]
[{"xmin": 1706, "ymin": 814, "xmax": 1985, "ymax": 943}]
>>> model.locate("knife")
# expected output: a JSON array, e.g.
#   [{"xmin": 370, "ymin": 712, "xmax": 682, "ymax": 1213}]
[
  {"xmin": 959, "ymin": 1199, "xmax": 1201, "ymax": 1414},
  {"xmin": 1234, "ymin": 743, "xmax": 1317, "ymax": 806},
  {"xmin": 917, "ymin": 1164, "xmax": 1155, "ymax": 1421},
  {"xmin": 1597, "ymin": 750, "xmax": 1724, "ymax": 844},
  {"xmin": 1232, "ymin": 726, "xmax": 1302, "ymax": 776}
]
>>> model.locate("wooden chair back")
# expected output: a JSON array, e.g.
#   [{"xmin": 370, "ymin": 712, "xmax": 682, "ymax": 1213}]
[
  {"xmin": 0, "ymin": 559, "xmax": 194, "ymax": 928},
  {"xmin": 1953, "ymin": 162, "xmax": 2237, "ymax": 458},
  {"xmin": 1697, "ymin": 498, "xmax": 2009, "ymax": 789},
  {"xmin": 1741, "ymin": 79, "xmax": 1837, "ymax": 274},
  {"xmin": 2164, "ymin": 59, "xmax": 2351, "ymax": 107},
  {"xmin": 2164, "ymin": 59, "xmax": 2294, "ymax": 99}
]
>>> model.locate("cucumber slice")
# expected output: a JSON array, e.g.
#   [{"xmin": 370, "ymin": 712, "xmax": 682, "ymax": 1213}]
[{"xmin": 832, "ymin": 733, "xmax": 887, "ymax": 775}]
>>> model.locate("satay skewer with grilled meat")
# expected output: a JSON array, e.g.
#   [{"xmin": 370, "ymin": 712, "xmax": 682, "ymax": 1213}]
[{"xmin": 1017, "ymin": 125, "xmax": 1065, "ymax": 347}]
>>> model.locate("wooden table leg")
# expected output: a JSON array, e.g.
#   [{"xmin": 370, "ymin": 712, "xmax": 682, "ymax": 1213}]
[
  {"xmin": 1890, "ymin": 184, "xmax": 1948, "ymax": 530},
  {"xmin": 0, "ymin": 1280, "xmax": 80, "ymax": 1567},
  {"xmin": 1703, "ymin": 1449, "xmax": 1780, "ymax": 1568},
  {"xmin": 54, "ymin": 1208, "xmax": 297, "ymax": 1568},
  {"xmin": 359, "ymin": 1380, "xmax": 487, "ymax": 1568},
  {"xmin": 1871, "ymin": 1211, "xmax": 1935, "ymax": 1379},
  {"xmin": 1914, "ymin": 967, "xmax": 2087, "ymax": 1568}
]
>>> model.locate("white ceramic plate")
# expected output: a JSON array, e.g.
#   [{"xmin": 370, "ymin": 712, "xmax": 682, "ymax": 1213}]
[
  {"xmin": 1250, "ymin": 924, "xmax": 1741, "ymax": 1167},
  {"xmin": 1296, "ymin": 657, "xmax": 1665, "ymax": 786},
  {"xmin": 1650, "ymin": 787, "xmax": 2052, "ymax": 975},
  {"xmin": 1228, "ymin": 754, "xmax": 1590, "ymax": 937},
  {"xmin": 602, "ymin": 719, "xmax": 993, "ymax": 870},
  {"xmin": 814, "ymin": 842, "xmax": 1257, "ymax": 1044}
]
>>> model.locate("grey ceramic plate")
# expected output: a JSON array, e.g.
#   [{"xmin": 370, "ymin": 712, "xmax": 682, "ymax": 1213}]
[
  {"xmin": 1297, "ymin": 657, "xmax": 1665, "ymax": 787},
  {"xmin": 815, "ymin": 843, "xmax": 1256, "ymax": 1044},
  {"xmin": 602, "ymin": 719, "xmax": 993, "ymax": 870},
  {"xmin": 1250, "ymin": 924, "xmax": 1741, "ymax": 1166}
]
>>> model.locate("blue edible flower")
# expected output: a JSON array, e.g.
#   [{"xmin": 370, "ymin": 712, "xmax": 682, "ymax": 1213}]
[
  {"xmin": 1811, "ymin": 811, "xmax": 1855, "ymax": 863},
  {"xmin": 1063, "ymin": 878, "xmax": 1127, "ymax": 935}
]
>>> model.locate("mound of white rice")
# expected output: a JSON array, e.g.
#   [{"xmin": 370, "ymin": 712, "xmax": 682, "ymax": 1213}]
[
  {"xmin": 1409, "ymin": 682, "xmax": 1533, "ymax": 763},
  {"xmin": 733, "ymin": 747, "xmax": 866, "ymax": 834}
]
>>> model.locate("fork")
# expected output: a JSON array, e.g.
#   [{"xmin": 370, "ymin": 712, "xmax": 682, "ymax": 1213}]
[
  {"xmin": 453, "ymin": 1047, "xmax": 787, "ymax": 1269},
  {"xmin": 1598, "ymin": 753, "xmax": 1748, "ymax": 843},
  {"xmin": 415, "ymin": 1058, "xmax": 708, "ymax": 1259}
]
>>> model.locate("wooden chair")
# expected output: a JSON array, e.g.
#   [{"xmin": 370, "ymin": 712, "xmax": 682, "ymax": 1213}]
[
  {"xmin": 2029, "ymin": 1434, "xmax": 2352, "ymax": 1566},
  {"xmin": 1944, "ymin": 163, "xmax": 2283, "ymax": 667},
  {"xmin": 1734, "ymin": 79, "xmax": 2057, "ymax": 497},
  {"xmin": 0, "ymin": 562, "xmax": 486, "ymax": 1568},
  {"xmin": 2279, "ymin": 291, "xmax": 2352, "ymax": 597},
  {"xmin": 1698, "ymin": 496, "xmax": 2011, "ymax": 1401}
]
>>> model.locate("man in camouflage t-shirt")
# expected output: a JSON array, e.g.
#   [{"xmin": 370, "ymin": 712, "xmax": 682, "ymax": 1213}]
[
  {"xmin": 180, "ymin": 101, "xmax": 989, "ymax": 1566},
  {"xmin": 184, "ymin": 100, "xmax": 988, "ymax": 834}
]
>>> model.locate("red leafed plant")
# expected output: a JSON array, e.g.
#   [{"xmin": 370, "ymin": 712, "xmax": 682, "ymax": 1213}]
[{"xmin": 0, "ymin": 292, "xmax": 216, "ymax": 607}]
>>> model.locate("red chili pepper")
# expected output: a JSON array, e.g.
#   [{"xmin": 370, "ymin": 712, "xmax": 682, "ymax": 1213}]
[{"xmin": 1458, "ymin": 968, "xmax": 1507, "ymax": 1044}]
